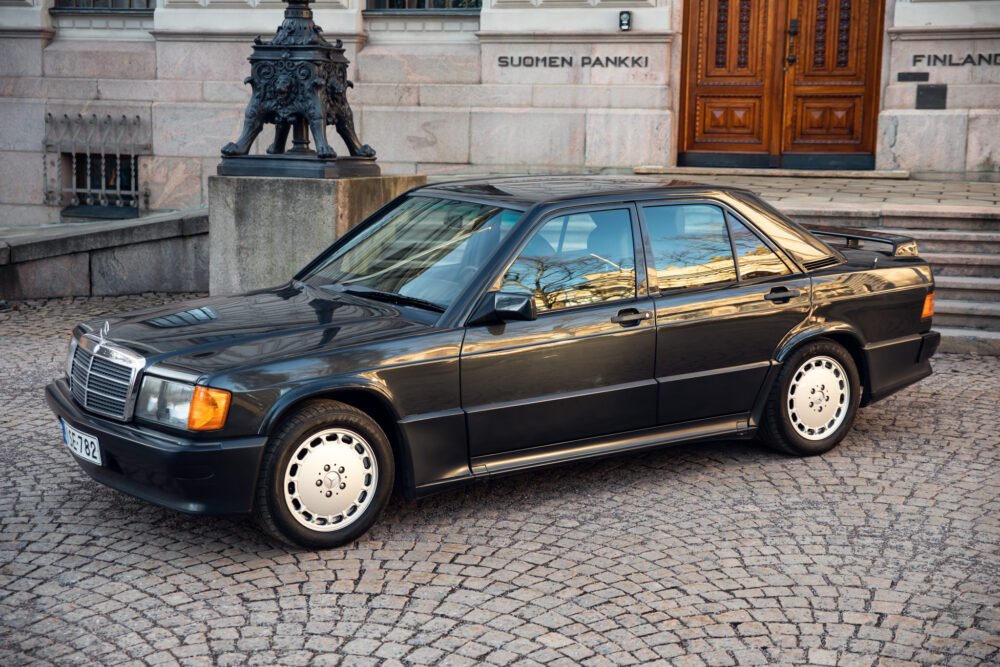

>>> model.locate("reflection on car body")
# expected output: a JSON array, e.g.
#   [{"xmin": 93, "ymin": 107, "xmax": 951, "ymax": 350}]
[{"xmin": 45, "ymin": 176, "xmax": 940, "ymax": 548}]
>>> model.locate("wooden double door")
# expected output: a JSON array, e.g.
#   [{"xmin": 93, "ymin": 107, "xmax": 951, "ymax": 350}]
[{"xmin": 679, "ymin": 0, "xmax": 885, "ymax": 169}]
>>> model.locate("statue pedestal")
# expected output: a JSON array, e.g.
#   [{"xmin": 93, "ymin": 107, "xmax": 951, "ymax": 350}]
[
  {"xmin": 217, "ymin": 155, "xmax": 381, "ymax": 179},
  {"xmin": 208, "ymin": 174, "xmax": 426, "ymax": 296}
]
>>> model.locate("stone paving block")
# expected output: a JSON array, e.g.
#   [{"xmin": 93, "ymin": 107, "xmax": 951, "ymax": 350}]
[{"xmin": 0, "ymin": 294, "xmax": 998, "ymax": 665}]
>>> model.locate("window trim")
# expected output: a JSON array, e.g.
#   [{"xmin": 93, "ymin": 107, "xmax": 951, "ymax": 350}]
[
  {"xmin": 485, "ymin": 202, "xmax": 647, "ymax": 318},
  {"xmin": 724, "ymin": 210, "xmax": 795, "ymax": 284},
  {"xmin": 636, "ymin": 199, "xmax": 740, "ymax": 297},
  {"xmin": 637, "ymin": 198, "xmax": 804, "ymax": 298}
]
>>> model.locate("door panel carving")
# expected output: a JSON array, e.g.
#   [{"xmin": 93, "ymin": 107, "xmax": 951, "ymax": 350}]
[{"xmin": 680, "ymin": 0, "xmax": 883, "ymax": 166}]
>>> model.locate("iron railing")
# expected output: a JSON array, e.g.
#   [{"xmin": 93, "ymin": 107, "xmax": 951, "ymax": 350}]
[{"xmin": 44, "ymin": 113, "xmax": 150, "ymax": 216}]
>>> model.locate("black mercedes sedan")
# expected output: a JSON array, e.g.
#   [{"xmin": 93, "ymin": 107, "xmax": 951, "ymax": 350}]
[{"xmin": 46, "ymin": 177, "xmax": 940, "ymax": 548}]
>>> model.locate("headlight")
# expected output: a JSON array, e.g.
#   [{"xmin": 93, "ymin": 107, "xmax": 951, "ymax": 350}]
[
  {"xmin": 65, "ymin": 334, "xmax": 79, "ymax": 378},
  {"xmin": 135, "ymin": 377, "xmax": 231, "ymax": 431}
]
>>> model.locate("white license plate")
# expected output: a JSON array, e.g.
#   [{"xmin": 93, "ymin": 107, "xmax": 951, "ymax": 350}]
[{"xmin": 61, "ymin": 419, "xmax": 102, "ymax": 466}]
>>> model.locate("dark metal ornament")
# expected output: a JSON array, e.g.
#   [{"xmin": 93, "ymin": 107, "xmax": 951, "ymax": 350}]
[{"xmin": 219, "ymin": 0, "xmax": 378, "ymax": 178}]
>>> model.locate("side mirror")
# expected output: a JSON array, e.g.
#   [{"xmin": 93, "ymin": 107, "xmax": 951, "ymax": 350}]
[{"xmin": 468, "ymin": 291, "xmax": 537, "ymax": 326}]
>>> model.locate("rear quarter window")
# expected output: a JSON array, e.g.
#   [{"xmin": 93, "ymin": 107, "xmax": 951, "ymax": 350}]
[{"xmin": 729, "ymin": 191, "xmax": 839, "ymax": 269}]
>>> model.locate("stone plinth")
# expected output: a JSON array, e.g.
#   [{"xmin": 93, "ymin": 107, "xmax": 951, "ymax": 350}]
[{"xmin": 208, "ymin": 174, "xmax": 426, "ymax": 296}]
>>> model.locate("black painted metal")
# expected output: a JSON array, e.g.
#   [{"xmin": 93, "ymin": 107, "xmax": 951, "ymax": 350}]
[
  {"xmin": 897, "ymin": 72, "xmax": 929, "ymax": 82},
  {"xmin": 780, "ymin": 153, "xmax": 876, "ymax": 170},
  {"xmin": 678, "ymin": 152, "xmax": 780, "ymax": 168},
  {"xmin": 916, "ymin": 84, "xmax": 948, "ymax": 110},
  {"xmin": 45, "ymin": 178, "xmax": 940, "ymax": 514},
  {"xmin": 219, "ymin": 0, "xmax": 377, "ymax": 178},
  {"xmin": 217, "ymin": 155, "xmax": 380, "ymax": 179}
]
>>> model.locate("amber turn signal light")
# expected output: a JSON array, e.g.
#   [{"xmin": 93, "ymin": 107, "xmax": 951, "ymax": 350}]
[
  {"xmin": 187, "ymin": 386, "xmax": 231, "ymax": 431},
  {"xmin": 921, "ymin": 293, "xmax": 935, "ymax": 319}
]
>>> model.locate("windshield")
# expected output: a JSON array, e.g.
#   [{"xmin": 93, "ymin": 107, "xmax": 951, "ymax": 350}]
[{"xmin": 304, "ymin": 196, "xmax": 523, "ymax": 310}]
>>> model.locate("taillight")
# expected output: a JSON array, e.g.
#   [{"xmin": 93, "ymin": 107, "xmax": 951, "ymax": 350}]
[{"xmin": 921, "ymin": 293, "xmax": 935, "ymax": 319}]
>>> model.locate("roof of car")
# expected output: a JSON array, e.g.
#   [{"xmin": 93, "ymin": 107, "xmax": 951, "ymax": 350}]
[{"xmin": 416, "ymin": 175, "xmax": 754, "ymax": 209}]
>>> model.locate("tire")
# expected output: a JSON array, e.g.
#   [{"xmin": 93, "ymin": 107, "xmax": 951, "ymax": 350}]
[
  {"xmin": 254, "ymin": 400, "xmax": 394, "ymax": 548},
  {"xmin": 759, "ymin": 339, "xmax": 861, "ymax": 456}
]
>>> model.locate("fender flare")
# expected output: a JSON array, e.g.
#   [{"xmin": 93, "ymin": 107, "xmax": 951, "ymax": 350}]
[
  {"xmin": 258, "ymin": 377, "xmax": 417, "ymax": 495},
  {"xmin": 751, "ymin": 322, "xmax": 871, "ymax": 426},
  {"xmin": 773, "ymin": 322, "xmax": 868, "ymax": 364}
]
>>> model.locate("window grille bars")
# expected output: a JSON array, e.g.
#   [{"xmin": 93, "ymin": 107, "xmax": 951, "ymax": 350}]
[
  {"xmin": 366, "ymin": 0, "xmax": 481, "ymax": 9},
  {"xmin": 52, "ymin": 0, "xmax": 154, "ymax": 9},
  {"xmin": 43, "ymin": 113, "xmax": 150, "ymax": 212}
]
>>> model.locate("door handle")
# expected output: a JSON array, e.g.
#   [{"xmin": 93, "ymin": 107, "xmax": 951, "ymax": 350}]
[
  {"xmin": 785, "ymin": 18, "xmax": 800, "ymax": 71},
  {"xmin": 611, "ymin": 308, "xmax": 653, "ymax": 326},
  {"xmin": 764, "ymin": 287, "xmax": 801, "ymax": 303}
]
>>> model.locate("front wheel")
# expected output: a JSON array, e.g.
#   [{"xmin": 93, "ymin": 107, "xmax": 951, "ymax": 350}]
[
  {"xmin": 760, "ymin": 340, "xmax": 861, "ymax": 456},
  {"xmin": 254, "ymin": 400, "xmax": 394, "ymax": 548}
]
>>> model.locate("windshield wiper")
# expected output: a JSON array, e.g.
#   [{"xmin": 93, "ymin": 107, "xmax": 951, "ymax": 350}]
[{"xmin": 338, "ymin": 285, "xmax": 446, "ymax": 313}]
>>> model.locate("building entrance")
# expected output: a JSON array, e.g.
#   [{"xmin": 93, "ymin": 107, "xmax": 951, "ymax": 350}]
[{"xmin": 679, "ymin": 0, "xmax": 885, "ymax": 169}]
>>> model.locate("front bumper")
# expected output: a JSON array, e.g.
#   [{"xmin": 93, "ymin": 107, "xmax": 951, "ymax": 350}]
[{"xmin": 46, "ymin": 378, "xmax": 268, "ymax": 515}]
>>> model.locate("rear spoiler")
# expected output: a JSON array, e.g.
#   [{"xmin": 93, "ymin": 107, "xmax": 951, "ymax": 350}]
[{"xmin": 803, "ymin": 225, "xmax": 919, "ymax": 257}]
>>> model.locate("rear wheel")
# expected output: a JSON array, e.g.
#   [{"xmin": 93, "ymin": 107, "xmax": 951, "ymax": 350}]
[
  {"xmin": 254, "ymin": 400, "xmax": 394, "ymax": 548},
  {"xmin": 760, "ymin": 340, "xmax": 861, "ymax": 456}
]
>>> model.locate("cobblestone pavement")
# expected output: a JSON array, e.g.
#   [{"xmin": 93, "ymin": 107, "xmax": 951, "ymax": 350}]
[{"xmin": 2, "ymin": 294, "xmax": 999, "ymax": 667}]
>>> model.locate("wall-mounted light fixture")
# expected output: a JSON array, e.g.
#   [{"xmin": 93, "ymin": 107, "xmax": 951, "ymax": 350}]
[{"xmin": 619, "ymin": 10, "xmax": 632, "ymax": 32}]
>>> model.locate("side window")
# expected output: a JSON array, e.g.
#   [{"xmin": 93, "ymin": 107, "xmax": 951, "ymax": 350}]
[
  {"xmin": 500, "ymin": 208, "xmax": 636, "ymax": 312},
  {"xmin": 728, "ymin": 216, "xmax": 791, "ymax": 280},
  {"xmin": 644, "ymin": 204, "xmax": 737, "ymax": 291}
]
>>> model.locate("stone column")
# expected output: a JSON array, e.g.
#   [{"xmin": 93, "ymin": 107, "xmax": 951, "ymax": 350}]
[{"xmin": 207, "ymin": 174, "xmax": 425, "ymax": 295}]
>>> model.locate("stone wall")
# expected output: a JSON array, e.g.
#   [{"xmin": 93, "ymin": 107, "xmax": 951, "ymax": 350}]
[
  {"xmin": 2, "ymin": 0, "xmax": 1000, "ymax": 228},
  {"xmin": 0, "ymin": 0, "xmax": 677, "ymax": 227},
  {"xmin": 0, "ymin": 209, "xmax": 208, "ymax": 299},
  {"xmin": 877, "ymin": 2, "xmax": 1000, "ymax": 175}
]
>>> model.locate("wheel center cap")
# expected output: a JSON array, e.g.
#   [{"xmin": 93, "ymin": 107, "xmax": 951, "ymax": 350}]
[{"xmin": 323, "ymin": 471, "xmax": 341, "ymax": 489}]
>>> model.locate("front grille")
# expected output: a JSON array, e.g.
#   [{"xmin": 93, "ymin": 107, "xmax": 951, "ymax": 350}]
[{"xmin": 70, "ymin": 344, "xmax": 139, "ymax": 420}]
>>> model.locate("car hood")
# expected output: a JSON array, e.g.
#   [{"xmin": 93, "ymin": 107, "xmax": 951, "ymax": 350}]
[{"xmin": 81, "ymin": 282, "xmax": 434, "ymax": 375}]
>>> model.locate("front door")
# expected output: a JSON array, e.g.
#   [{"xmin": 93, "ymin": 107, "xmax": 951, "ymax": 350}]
[
  {"xmin": 461, "ymin": 205, "xmax": 657, "ymax": 459},
  {"xmin": 679, "ymin": 0, "xmax": 885, "ymax": 169}
]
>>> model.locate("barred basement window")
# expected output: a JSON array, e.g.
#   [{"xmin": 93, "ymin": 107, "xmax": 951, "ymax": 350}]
[
  {"xmin": 366, "ymin": 0, "xmax": 481, "ymax": 9},
  {"xmin": 52, "ymin": 0, "xmax": 154, "ymax": 8},
  {"xmin": 43, "ymin": 113, "xmax": 150, "ymax": 220}
]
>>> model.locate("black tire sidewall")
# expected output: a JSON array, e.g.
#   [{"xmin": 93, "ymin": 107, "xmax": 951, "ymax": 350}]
[
  {"xmin": 772, "ymin": 340, "xmax": 861, "ymax": 456},
  {"xmin": 263, "ymin": 403, "xmax": 394, "ymax": 549}
]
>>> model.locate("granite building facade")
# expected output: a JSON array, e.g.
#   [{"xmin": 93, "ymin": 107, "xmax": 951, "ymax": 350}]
[{"xmin": 0, "ymin": 0, "xmax": 998, "ymax": 225}]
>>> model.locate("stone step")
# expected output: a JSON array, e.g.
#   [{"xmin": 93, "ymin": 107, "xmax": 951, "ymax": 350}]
[
  {"xmin": 934, "ymin": 300, "xmax": 1000, "ymax": 330},
  {"xmin": 934, "ymin": 276, "xmax": 1000, "ymax": 303},
  {"xmin": 921, "ymin": 252, "xmax": 1000, "ymax": 278},
  {"xmin": 782, "ymin": 203, "xmax": 1000, "ymax": 232},
  {"xmin": 937, "ymin": 327, "xmax": 1000, "ymax": 355},
  {"xmin": 882, "ymin": 228, "xmax": 1000, "ymax": 254}
]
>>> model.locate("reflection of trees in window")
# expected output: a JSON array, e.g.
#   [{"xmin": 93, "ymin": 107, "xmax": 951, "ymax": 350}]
[
  {"xmin": 730, "ymin": 219, "xmax": 790, "ymax": 280},
  {"xmin": 646, "ymin": 204, "xmax": 737, "ymax": 291},
  {"xmin": 500, "ymin": 209, "xmax": 636, "ymax": 312},
  {"xmin": 311, "ymin": 197, "xmax": 519, "ymax": 308},
  {"xmin": 502, "ymin": 253, "xmax": 635, "ymax": 311}
]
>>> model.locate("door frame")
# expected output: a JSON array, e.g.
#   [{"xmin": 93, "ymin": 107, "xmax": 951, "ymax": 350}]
[{"xmin": 677, "ymin": 0, "xmax": 886, "ymax": 170}]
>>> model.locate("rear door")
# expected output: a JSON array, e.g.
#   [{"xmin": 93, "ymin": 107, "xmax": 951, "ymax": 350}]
[
  {"xmin": 461, "ymin": 204, "xmax": 658, "ymax": 458},
  {"xmin": 639, "ymin": 201, "xmax": 811, "ymax": 424}
]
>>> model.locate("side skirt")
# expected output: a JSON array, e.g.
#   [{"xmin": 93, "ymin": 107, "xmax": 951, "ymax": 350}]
[{"xmin": 469, "ymin": 414, "xmax": 753, "ymax": 479}]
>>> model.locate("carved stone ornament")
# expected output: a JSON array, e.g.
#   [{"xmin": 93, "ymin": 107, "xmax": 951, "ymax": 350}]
[{"xmin": 219, "ymin": 0, "xmax": 378, "ymax": 179}]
